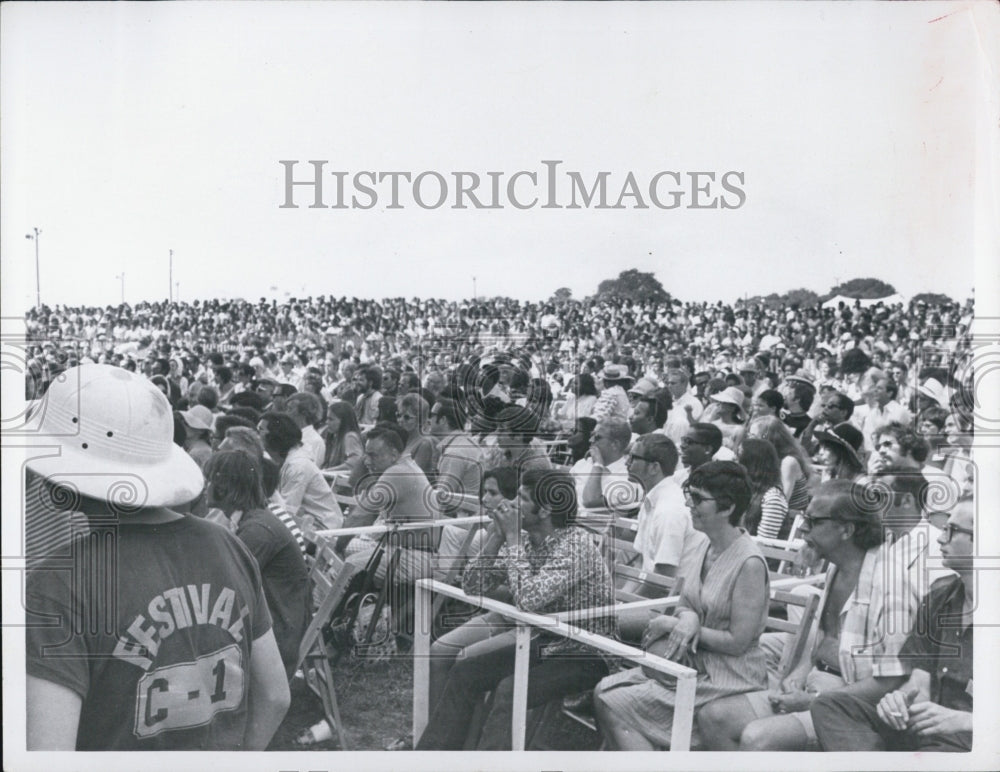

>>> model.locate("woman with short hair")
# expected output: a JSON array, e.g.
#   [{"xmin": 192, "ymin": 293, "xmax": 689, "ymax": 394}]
[{"xmin": 593, "ymin": 461, "xmax": 770, "ymax": 750}]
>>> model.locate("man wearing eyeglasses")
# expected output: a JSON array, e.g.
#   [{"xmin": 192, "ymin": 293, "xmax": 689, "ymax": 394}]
[
  {"xmin": 622, "ymin": 436, "xmax": 707, "ymax": 623},
  {"xmin": 698, "ymin": 478, "xmax": 919, "ymax": 751},
  {"xmin": 811, "ymin": 497, "xmax": 974, "ymax": 752}
]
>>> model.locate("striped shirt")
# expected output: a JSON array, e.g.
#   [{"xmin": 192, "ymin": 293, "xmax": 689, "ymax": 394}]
[
  {"xmin": 268, "ymin": 501, "xmax": 308, "ymax": 558},
  {"xmin": 24, "ymin": 471, "xmax": 91, "ymax": 569}
]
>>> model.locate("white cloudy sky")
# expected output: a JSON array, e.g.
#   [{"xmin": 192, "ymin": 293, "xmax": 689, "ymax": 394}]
[{"xmin": 2, "ymin": 1, "xmax": 996, "ymax": 309}]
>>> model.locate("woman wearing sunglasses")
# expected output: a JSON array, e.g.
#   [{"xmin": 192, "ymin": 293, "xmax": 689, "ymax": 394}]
[{"xmin": 593, "ymin": 461, "xmax": 770, "ymax": 750}]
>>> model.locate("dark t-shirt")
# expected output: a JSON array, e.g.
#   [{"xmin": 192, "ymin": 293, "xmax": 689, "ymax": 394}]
[
  {"xmin": 899, "ymin": 574, "xmax": 973, "ymax": 713},
  {"xmin": 783, "ymin": 412, "xmax": 812, "ymax": 439},
  {"xmin": 26, "ymin": 516, "xmax": 272, "ymax": 750},
  {"xmin": 236, "ymin": 508, "xmax": 310, "ymax": 678}
]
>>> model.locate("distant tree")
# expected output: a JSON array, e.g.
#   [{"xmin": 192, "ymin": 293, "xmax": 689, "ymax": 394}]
[
  {"xmin": 550, "ymin": 287, "xmax": 573, "ymax": 303},
  {"xmin": 827, "ymin": 277, "xmax": 897, "ymax": 299},
  {"xmin": 910, "ymin": 292, "xmax": 953, "ymax": 306},
  {"xmin": 595, "ymin": 269, "xmax": 670, "ymax": 303},
  {"xmin": 745, "ymin": 288, "xmax": 820, "ymax": 310},
  {"xmin": 783, "ymin": 288, "xmax": 821, "ymax": 308}
]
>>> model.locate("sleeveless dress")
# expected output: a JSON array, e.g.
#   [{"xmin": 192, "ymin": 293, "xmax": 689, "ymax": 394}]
[{"xmin": 593, "ymin": 530, "xmax": 769, "ymax": 748}]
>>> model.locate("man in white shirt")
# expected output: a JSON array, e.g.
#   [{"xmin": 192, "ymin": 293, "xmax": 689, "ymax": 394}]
[
  {"xmin": 570, "ymin": 418, "xmax": 635, "ymax": 531},
  {"xmin": 662, "ymin": 367, "xmax": 703, "ymax": 446},
  {"xmin": 628, "ymin": 434, "xmax": 707, "ymax": 578},
  {"xmin": 856, "ymin": 368, "xmax": 912, "ymax": 453},
  {"xmin": 283, "ymin": 392, "xmax": 327, "ymax": 467}
]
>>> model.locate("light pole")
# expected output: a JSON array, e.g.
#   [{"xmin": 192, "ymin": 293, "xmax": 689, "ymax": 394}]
[
  {"xmin": 472, "ymin": 276, "xmax": 477, "ymax": 301},
  {"xmin": 116, "ymin": 273, "xmax": 125, "ymax": 304},
  {"xmin": 25, "ymin": 227, "xmax": 41, "ymax": 308},
  {"xmin": 169, "ymin": 249, "xmax": 173, "ymax": 302}
]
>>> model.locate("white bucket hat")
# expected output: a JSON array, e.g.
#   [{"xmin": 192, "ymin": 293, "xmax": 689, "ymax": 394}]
[
  {"xmin": 710, "ymin": 386, "xmax": 746, "ymax": 419},
  {"xmin": 25, "ymin": 364, "xmax": 204, "ymax": 509},
  {"xmin": 180, "ymin": 404, "xmax": 214, "ymax": 431}
]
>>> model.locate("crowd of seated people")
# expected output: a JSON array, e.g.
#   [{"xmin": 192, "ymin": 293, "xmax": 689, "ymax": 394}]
[{"xmin": 21, "ymin": 289, "xmax": 977, "ymax": 753}]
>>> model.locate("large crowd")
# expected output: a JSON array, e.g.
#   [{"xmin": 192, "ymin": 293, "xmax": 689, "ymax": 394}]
[{"xmin": 21, "ymin": 291, "xmax": 978, "ymax": 753}]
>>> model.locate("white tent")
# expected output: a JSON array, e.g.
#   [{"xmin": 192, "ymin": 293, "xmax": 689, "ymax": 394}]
[{"xmin": 822, "ymin": 293, "xmax": 907, "ymax": 309}]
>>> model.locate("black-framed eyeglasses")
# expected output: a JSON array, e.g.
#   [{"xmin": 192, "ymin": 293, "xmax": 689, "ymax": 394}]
[
  {"xmin": 680, "ymin": 437, "xmax": 708, "ymax": 448},
  {"xmin": 626, "ymin": 452, "xmax": 656, "ymax": 464},
  {"xmin": 940, "ymin": 523, "xmax": 974, "ymax": 543}
]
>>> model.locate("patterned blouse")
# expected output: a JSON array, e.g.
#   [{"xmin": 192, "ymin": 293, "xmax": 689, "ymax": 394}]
[{"xmin": 463, "ymin": 526, "xmax": 616, "ymax": 655}]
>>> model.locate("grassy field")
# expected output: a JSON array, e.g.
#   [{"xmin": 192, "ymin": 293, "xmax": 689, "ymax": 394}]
[
  {"xmin": 272, "ymin": 655, "xmax": 414, "ymax": 751},
  {"xmin": 271, "ymin": 652, "xmax": 602, "ymax": 752}
]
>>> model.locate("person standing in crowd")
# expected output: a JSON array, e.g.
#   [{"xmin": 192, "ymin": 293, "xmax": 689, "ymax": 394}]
[
  {"xmin": 258, "ymin": 411, "xmax": 343, "ymax": 532},
  {"xmin": 203, "ymin": 450, "xmax": 310, "ymax": 680},
  {"xmin": 663, "ymin": 366, "xmax": 703, "ymax": 445},
  {"xmin": 810, "ymin": 497, "xmax": 974, "ymax": 752},
  {"xmin": 26, "ymin": 365, "xmax": 289, "ymax": 750}
]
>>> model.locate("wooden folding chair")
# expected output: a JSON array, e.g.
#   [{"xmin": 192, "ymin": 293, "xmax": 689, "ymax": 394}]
[
  {"xmin": 765, "ymin": 588, "xmax": 822, "ymax": 682},
  {"xmin": 295, "ymin": 537, "xmax": 361, "ymax": 750}
]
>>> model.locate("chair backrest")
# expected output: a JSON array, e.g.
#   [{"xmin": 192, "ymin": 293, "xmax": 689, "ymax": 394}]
[
  {"xmin": 296, "ymin": 535, "xmax": 362, "ymax": 669},
  {"xmin": 611, "ymin": 564, "xmax": 683, "ymax": 603},
  {"xmin": 766, "ymin": 588, "xmax": 821, "ymax": 682}
]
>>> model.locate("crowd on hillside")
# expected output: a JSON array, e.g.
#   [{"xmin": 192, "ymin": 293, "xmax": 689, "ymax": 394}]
[{"xmin": 21, "ymin": 291, "xmax": 978, "ymax": 753}]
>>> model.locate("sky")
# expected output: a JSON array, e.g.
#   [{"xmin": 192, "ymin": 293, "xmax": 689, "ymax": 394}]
[{"xmin": 2, "ymin": 2, "xmax": 996, "ymax": 311}]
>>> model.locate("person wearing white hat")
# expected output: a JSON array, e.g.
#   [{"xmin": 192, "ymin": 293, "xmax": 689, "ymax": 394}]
[
  {"xmin": 707, "ymin": 386, "xmax": 746, "ymax": 452},
  {"xmin": 917, "ymin": 378, "xmax": 952, "ymax": 412},
  {"xmin": 180, "ymin": 404, "xmax": 215, "ymax": 469},
  {"xmin": 592, "ymin": 363, "xmax": 634, "ymax": 423},
  {"xmin": 25, "ymin": 364, "xmax": 289, "ymax": 750}
]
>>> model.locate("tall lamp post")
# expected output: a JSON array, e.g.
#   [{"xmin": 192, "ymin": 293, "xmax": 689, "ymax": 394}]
[
  {"xmin": 169, "ymin": 249, "xmax": 173, "ymax": 302},
  {"xmin": 25, "ymin": 227, "xmax": 41, "ymax": 308}
]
